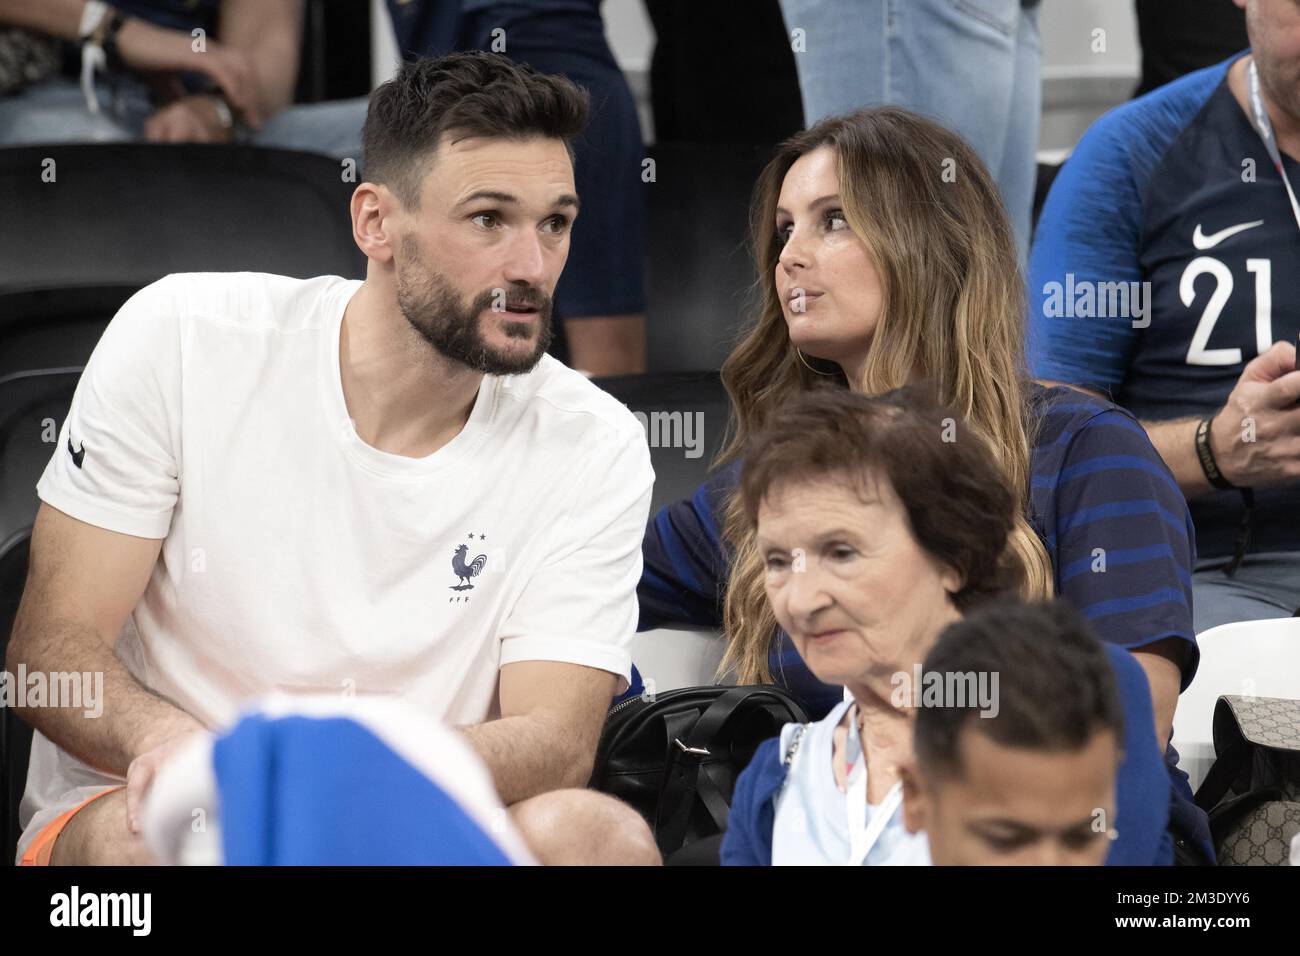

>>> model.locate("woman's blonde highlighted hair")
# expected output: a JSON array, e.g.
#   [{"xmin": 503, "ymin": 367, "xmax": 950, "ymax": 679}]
[{"xmin": 717, "ymin": 107, "xmax": 1053, "ymax": 685}]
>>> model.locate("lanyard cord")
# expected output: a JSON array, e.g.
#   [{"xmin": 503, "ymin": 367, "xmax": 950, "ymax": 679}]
[{"xmin": 1247, "ymin": 59, "xmax": 1300, "ymax": 233}]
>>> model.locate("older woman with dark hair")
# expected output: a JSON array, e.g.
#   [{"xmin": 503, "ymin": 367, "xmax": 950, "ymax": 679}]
[{"xmin": 719, "ymin": 387, "xmax": 1172, "ymax": 866}]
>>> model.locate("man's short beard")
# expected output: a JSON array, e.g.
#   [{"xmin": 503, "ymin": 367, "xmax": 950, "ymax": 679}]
[
  {"xmin": 1249, "ymin": 13, "xmax": 1300, "ymax": 130},
  {"xmin": 395, "ymin": 236, "xmax": 553, "ymax": 375},
  {"xmin": 1257, "ymin": 56, "xmax": 1300, "ymax": 129}
]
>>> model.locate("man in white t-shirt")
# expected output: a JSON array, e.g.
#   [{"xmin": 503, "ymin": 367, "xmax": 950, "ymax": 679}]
[{"xmin": 9, "ymin": 51, "xmax": 659, "ymax": 866}]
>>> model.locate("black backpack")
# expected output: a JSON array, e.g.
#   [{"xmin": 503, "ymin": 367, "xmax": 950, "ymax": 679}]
[{"xmin": 589, "ymin": 685, "xmax": 809, "ymax": 858}]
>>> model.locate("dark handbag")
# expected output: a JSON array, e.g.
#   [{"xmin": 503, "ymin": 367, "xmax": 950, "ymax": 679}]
[
  {"xmin": 1194, "ymin": 695, "xmax": 1300, "ymax": 866},
  {"xmin": 589, "ymin": 684, "xmax": 809, "ymax": 858},
  {"xmin": 0, "ymin": 30, "xmax": 59, "ymax": 97}
]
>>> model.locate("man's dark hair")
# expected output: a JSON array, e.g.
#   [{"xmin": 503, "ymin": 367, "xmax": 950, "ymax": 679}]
[
  {"xmin": 362, "ymin": 51, "xmax": 590, "ymax": 208},
  {"xmin": 913, "ymin": 600, "xmax": 1125, "ymax": 783}
]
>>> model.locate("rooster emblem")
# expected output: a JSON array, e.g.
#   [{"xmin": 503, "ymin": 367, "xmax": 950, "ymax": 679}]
[{"xmin": 451, "ymin": 543, "xmax": 488, "ymax": 591}]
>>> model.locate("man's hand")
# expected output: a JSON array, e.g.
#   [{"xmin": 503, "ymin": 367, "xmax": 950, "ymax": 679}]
[
  {"xmin": 116, "ymin": 18, "xmax": 264, "ymax": 126},
  {"xmin": 144, "ymin": 95, "xmax": 234, "ymax": 143},
  {"xmin": 192, "ymin": 44, "xmax": 263, "ymax": 127},
  {"xmin": 1209, "ymin": 340, "xmax": 1300, "ymax": 488},
  {"xmin": 125, "ymin": 715, "xmax": 207, "ymax": 834}
]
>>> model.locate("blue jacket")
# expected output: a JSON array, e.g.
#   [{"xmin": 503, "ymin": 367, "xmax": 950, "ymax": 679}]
[{"xmin": 721, "ymin": 644, "xmax": 1176, "ymax": 866}]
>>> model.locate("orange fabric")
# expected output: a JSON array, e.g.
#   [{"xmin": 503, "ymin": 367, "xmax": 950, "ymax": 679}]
[{"xmin": 19, "ymin": 786, "xmax": 125, "ymax": 866}]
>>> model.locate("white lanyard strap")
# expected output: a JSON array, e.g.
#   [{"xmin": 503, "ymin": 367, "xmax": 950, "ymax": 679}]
[
  {"xmin": 843, "ymin": 704, "xmax": 904, "ymax": 866},
  {"xmin": 1247, "ymin": 58, "xmax": 1300, "ymax": 235},
  {"xmin": 78, "ymin": 1, "xmax": 110, "ymax": 115}
]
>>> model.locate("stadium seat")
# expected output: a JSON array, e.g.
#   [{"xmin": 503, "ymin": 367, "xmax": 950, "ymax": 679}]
[
  {"xmin": 591, "ymin": 369, "xmax": 731, "ymax": 515},
  {"xmin": 643, "ymin": 142, "xmax": 772, "ymax": 373},
  {"xmin": 0, "ymin": 143, "xmax": 363, "ymax": 295},
  {"xmin": 1172, "ymin": 617, "xmax": 1300, "ymax": 792},
  {"xmin": 0, "ymin": 367, "xmax": 81, "ymax": 864},
  {"xmin": 0, "ymin": 528, "xmax": 32, "ymax": 866},
  {"xmin": 592, "ymin": 371, "xmax": 732, "ymax": 690},
  {"xmin": 0, "ymin": 369, "xmax": 81, "ymax": 546},
  {"xmin": 0, "ymin": 287, "xmax": 134, "ymax": 381},
  {"xmin": 628, "ymin": 627, "xmax": 727, "ymax": 692}
]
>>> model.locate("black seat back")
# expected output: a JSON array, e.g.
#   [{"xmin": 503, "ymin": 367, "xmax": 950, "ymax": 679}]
[
  {"xmin": 0, "ymin": 369, "xmax": 82, "ymax": 545},
  {"xmin": 643, "ymin": 143, "xmax": 773, "ymax": 373},
  {"xmin": 592, "ymin": 371, "xmax": 732, "ymax": 515},
  {"xmin": 0, "ymin": 143, "xmax": 364, "ymax": 295},
  {"xmin": 0, "ymin": 287, "xmax": 135, "ymax": 381},
  {"xmin": 0, "ymin": 529, "xmax": 32, "ymax": 866},
  {"xmin": 0, "ymin": 367, "xmax": 79, "ymax": 866}
]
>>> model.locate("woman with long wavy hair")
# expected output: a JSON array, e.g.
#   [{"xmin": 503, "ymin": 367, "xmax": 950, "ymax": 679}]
[{"xmin": 637, "ymin": 107, "xmax": 1212, "ymax": 863}]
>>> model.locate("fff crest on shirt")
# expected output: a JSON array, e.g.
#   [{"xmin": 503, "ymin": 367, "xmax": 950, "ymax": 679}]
[{"xmin": 447, "ymin": 531, "xmax": 502, "ymax": 604}]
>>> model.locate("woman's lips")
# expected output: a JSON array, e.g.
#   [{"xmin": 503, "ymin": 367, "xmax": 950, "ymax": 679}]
[{"xmin": 786, "ymin": 291, "xmax": 824, "ymax": 309}]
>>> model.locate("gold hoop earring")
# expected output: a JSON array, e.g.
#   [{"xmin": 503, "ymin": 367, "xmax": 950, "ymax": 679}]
[{"xmin": 795, "ymin": 347, "xmax": 837, "ymax": 377}]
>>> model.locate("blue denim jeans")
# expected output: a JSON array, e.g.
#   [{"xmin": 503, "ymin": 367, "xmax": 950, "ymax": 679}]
[
  {"xmin": 777, "ymin": 0, "xmax": 1041, "ymax": 262},
  {"xmin": 0, "ymin": 75, "xmax": 368, "ymax": 162},
  {"xmin": 1192, "ymin": 551, "xmax": 1300, "ymax": 633}
]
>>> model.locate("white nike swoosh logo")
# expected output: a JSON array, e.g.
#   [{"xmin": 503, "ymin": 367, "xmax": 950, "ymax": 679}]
[{"xmin": 1192, "ymin": 220, "xmax": 1265, "ymax": 250}]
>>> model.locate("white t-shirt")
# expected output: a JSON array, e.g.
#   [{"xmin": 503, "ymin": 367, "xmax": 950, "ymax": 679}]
[{"xmin": 19, "ymin": 271, "xmax": 653, "ymax": 842}]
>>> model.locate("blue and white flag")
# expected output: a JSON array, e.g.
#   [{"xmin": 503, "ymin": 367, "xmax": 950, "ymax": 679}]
[{"xmin": 142, "ymin": 695, "xmax": 536, "ymax": 865}]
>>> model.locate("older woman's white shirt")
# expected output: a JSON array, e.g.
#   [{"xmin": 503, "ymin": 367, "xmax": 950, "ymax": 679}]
[{"xmin": 770, "ymin": 699, "xmax": 932, "ymax": 866}]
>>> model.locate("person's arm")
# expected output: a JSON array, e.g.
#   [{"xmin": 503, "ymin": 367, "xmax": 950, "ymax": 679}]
[
  {"xmin": 718, "ymin": 738, "xmax": 778, "ymax": 866},
  {"xmin": 0, "ymin": 0, "xmax": 86, "ymax": 36},
  {"xmin": 637, "ymin": 461, "xmax": 739, "ymax": 631},
  {"xmin": 461, "ymin": 661, "xmax": 616, "ymax": 804},
  {"xmin": 9, "ymin": 276, "xmax": 202, "ymax": 830},
  {"xmin": 1139, "ymin": 342, "xmax": 1300, "ymax": 499},
  {"xmin": 0, "ymin": 0, "xmax": 265, "ymax": 124},
  {"xmin": 1048, "ymin": 343, "xmax": 1300, "ymax": 503},
  {"xmin": 1131, "ymin": 638, "xmax": 1183, "ymax": 750},
  {"xmin": 143, "ymin": 0, "xmax": 303, "ymax": 141},
  {"xmin": 7, "ymin": 505, "xmax": 205, "ymax": 828},
  {"xmin": 1048, "ymin": 407, "xmax": 1198, "ymax": 748},
  {"xmin": 1140, "ymin": 416, "xmax": 1211, "ymax": 499},
  {"xmin": 1027, "ymin": 107, "xmax": 1148, "ymax": 398},
  {"xmin": 470, "ymin": 427, "xmax": 653, "ymax": 803},
  {"xmin": 217, "ymin": 0, "xmax": 304, "ymax": 118}
]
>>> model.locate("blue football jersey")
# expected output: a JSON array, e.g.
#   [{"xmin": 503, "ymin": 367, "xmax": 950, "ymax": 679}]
[{"xmin": 1030, "ymin": 54, "xmax": 1300, "ymax": 559}]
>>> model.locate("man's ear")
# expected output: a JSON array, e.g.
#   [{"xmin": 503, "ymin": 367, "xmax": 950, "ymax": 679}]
[
  {"xmin": 351, "ymin": 182, "xmax": 397, "ymax": 264},
  {"xmin": 940, "ymin": 561, "xmax": 964, "ymax": 600},
  {"xmin": 899, "ymin": 757, "xmax": 929, "ymax": 836}
]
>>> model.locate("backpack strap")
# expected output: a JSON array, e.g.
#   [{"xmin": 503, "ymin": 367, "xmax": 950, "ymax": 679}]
[
  {"xmin": 655, "ymin": 689, "xmax": 801, "ymax": 856},
  {"xmin": 1194, "ymin": 734, "xmax": 1251, "ymax": 812}
]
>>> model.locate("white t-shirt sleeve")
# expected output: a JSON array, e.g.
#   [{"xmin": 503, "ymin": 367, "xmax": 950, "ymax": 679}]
[
  {"xmin": 497, "ymin": 428, "xmax": 653, "ymax": 694},
  {"xmin": 36, "ymin": 277, "xmax": 183, "ymax": 539}
]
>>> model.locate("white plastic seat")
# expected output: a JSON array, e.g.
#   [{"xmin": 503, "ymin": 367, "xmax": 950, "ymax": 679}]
[
  {"xmin": 1171, "ymin": 617, "xmax": 1300, "ymax": 792},
  {"xmin": 629, "ymin": 627, "xmax": 728, "ymax": 694}
]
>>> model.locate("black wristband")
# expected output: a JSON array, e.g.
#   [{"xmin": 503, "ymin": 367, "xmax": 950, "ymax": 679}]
[
  {"xmin": 102, "ymin": 12, "xmax": 127, "ymax": 74},
  {"xmin": 1194, "ymin": 415, "xmax": 1236, "ymax": 491}
]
